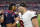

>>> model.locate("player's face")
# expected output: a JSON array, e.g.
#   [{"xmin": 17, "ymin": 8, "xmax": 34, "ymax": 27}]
[
  {"xmin": 18, "ymin": 6, "xmax": 24, "ymax": 12},
  {"xmin": 0, "ymin": 10, "xmax": 3, "ymax": 13},
  {"xmin": 12, "ymin": 6, "xmax": 17, "ymax": 11}
]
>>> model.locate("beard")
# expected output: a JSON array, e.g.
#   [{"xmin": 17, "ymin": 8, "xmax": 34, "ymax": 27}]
[{"xmin": 20, "ymin": 10, "xmax": 23, "ymax": 14}]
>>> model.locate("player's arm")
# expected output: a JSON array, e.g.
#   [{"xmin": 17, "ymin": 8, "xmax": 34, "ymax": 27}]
[
  {"xmin": 32, "ymin": 16, "xmax": 39, "ymax": 27},
  {"xmin": 12, "ymin": 14, "xmax": 20, "ymax": 27},
  {"xmin": 31, "ymin": 12, "xmax": 39, "ymax": 27},
  {"xmin": 12, "ymin": 22, "xmax": 17, "ymax": 27},
  {"xmin": 6, "ymin": 23, "xmax": 12, "ymax": 27},
  {"xmin": 12, "ymin": 17, "xmax": 19, "ymax": 27}
]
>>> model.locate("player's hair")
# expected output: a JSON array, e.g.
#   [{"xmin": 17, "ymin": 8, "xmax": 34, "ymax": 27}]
[
  {"xmin": 9, "ymin": 3, "xmax": 16, "ymax": 10},
  {"xmin": 20, "ymin": 3, "xmax": 26, "ymax": 7}
]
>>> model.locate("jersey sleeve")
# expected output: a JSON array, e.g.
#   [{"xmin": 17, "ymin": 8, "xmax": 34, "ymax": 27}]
[
  {"xmin": 4, "ymin": 12, "xmax": 12, "ymax": 24},
  {"xmin": 30, "ymin": 12, "xmax": 37, "ymax": 18},
  {"xmin": 15, "ymin": 14, "xmax": 19, "ymax": 18}
]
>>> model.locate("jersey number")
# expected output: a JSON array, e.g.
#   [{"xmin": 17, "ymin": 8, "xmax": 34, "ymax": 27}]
[{"xmin": 20, "ymin": 20, "xmax": 24, "ymax": 27}]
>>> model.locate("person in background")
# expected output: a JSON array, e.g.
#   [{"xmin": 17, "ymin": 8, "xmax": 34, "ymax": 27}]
[{"xmin": 0, "ymin": 10, "xmax": 4, "ymax": 27}]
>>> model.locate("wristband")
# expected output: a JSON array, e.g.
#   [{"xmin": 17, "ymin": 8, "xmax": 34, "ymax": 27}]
[{"xmin": 16, "ymin": 21, "xmax": 19, "ymax": 24}]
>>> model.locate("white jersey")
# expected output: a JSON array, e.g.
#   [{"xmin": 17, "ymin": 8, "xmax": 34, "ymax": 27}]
[{"xmin": 19, "ymin": 10, "xmax": 37, "ymax": 27}]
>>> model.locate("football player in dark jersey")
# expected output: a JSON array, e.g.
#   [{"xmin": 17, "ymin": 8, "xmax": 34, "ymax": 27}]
[{"xmin": 4, "ymin": 3, "xmax": 20, "ymax": 27}]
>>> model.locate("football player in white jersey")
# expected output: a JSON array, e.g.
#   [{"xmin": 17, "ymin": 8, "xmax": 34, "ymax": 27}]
[{"xmin": 18, "ymin": 3, "xmax": 39, "ymax": 27}]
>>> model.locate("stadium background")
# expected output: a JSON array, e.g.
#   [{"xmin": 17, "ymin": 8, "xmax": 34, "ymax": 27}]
[{"xmin": 0, "ymin": 0, "xmax": 40, "ymax": 27}]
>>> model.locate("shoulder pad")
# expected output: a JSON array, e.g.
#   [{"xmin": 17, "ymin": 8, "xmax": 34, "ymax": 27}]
[
  {"xmin": 4, "ymin": 11, "xmax": 11, "ymax": 14},
  {"xmin": 30, "ymin": 10, "xmax": 36, "ymax": 12}
]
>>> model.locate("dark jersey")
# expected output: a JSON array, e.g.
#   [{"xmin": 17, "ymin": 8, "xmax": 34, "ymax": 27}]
[{"xmin": 4, "ymin": 11, "xmax": 18, "ymax": 27}]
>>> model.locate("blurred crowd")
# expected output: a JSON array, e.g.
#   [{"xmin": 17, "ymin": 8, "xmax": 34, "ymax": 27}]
[{"xmin": 0, "ymin": 2, "xmax": 40, "ymax": 13}]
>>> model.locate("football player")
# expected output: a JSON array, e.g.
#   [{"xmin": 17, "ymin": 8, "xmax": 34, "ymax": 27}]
[
  {"xmin": 18, "ymin": 3, "xmax": 39, "ymax": 27},
  {"xmin": 4, "ymin": 3, "xmax": 20, "ymax": 27},
  {"xmin": 0, "ymin": 10, "xmax": 4, "ymax": 27}
]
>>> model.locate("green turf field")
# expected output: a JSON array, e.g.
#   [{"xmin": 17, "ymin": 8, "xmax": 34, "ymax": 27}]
[
  {"xmin": 37, "ymin": 14, "xmax": 40, "ymax": 27},
  {"xmin": 17, "ymin": 14, "xmax": 40, "ymax": 27}
]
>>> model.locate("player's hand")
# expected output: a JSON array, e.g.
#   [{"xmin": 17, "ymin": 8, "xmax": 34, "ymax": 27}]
[
  {"xmin": 15, "ymin": 12, "xmax": 19, "ymax": 15},
  {"xmin": 15, "ymin": 17, "xmax": 20, "ymax": 22}
]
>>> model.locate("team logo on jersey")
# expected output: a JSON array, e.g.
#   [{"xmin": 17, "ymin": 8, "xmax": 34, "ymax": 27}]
[
  {"xmin": 6, "ymin": 13, "xmax": 8, "ymax": 17},
  {"xmin": 12, "ymin": 15, "xmax": 14, "ymax": 17},
  {"xmin": 5, "ymin": 12, "xmax": 8, "ymax": 17},
  {"xmin": 20, "ymin": 18, "xmax": 23, "ymax": 20}
]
